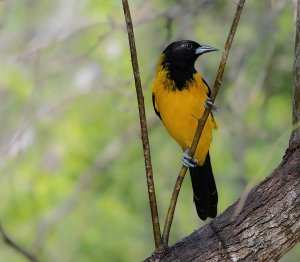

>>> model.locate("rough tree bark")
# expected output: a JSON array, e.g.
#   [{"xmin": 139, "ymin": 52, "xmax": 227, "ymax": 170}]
[
  {"xmin": 292, "ymin": 0, "xmax": 300, "ymax": 144},
  {"xmin": 146, "ymin": 145, "xmax": 300, "ymax": 262},
  {"xmin": 146, "ymin": 2, "xmax": 300, "ymax": 261}
]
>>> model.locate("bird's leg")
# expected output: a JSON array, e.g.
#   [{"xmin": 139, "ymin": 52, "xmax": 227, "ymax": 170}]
[
  {"xmin": 181, "ymin": 147, "xmax": 198, "ymax": 168},
  {"xmin": 205, "ymin": 97, "xmax": 218, "ymax": 111}
]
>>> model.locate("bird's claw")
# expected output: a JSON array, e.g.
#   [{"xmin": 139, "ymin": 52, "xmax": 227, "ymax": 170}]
[
  {"xmin": 205, "ymin": 97, "xmax": 218, "ymax": 111},
  {"xmin": 181, "ymin": 147, "xmax": 198, "ymax": 168}
]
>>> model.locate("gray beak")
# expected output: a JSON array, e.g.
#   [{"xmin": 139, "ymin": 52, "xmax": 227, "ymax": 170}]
[{"xmin": 195, "ymin": 45, "xmax": 218, "ymax": 55}]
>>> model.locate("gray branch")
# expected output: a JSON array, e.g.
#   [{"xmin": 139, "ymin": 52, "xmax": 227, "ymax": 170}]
[
  {"xmin": 291, "ymin": 0, "xmax": 300, "ymax": 144},
  {"xmin": 145, "ymin": 145, "xmax": 300, "ymax": 261}
]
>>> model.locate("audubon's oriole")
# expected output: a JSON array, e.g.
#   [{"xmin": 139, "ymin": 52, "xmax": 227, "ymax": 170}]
[{"xmin": 152, "ymin": 40, "xmax": 218, "ymax": 220}]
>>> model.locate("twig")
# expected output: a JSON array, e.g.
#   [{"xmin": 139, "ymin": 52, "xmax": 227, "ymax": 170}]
[
  {"xmin": 162, "ymin": 0, "xmax": 246, "ymax": 246},
  {"xmin": 229, "ymin": 0, "xmax": 286, "ymax": 81},
  {"xmin": 0, "ymin": 222, "xmax": 40, "ymax": 262},
  {"xmin": 121, "ymin": 0, "xmax": 162, "ymax": 249}
]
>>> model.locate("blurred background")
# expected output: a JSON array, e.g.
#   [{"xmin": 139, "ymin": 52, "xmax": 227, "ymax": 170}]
[{"xmin": 0, "ymin": 0, "xmax": 298, "ymax": 261}]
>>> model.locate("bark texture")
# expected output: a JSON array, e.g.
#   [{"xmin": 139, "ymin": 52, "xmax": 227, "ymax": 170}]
[
  {"xmin": 146, "ymin": 143, "xmax": 300, "ymax": 262},
  {"xmin": 291, "ymin": 0, "xmax": 300, "ymax": 144}
]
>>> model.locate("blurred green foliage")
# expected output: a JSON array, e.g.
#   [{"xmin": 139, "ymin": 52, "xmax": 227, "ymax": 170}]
[{"xmin": 0, "ymin": 0, "xmax": 298, "ymax": 261}]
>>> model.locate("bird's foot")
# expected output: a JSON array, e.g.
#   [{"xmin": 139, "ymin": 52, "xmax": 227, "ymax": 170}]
[
  {"xmin": 181, "ymin": 147, "xmax": 198, "ymax": 168},
  {"xmin": 205, "ymin": 97, "xmax": 218, "ymax": 111}
]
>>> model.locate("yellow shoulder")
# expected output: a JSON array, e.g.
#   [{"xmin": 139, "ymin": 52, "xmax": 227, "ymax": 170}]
[{"xmin": 193, "ymin": 73, "xmax": 210, "ymax": 94}]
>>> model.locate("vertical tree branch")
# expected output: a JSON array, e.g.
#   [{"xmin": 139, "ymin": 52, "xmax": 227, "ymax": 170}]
[
  {"xmin": 121, "ymin": 0, "xmax": 162, "ymax": 249},
  {"xmin": 162, "ymin": 0, "xmax": 246, "ymax": 246},
  {"xmin": 291, "ymin": 0, "xmax": 300, "ymax": 145},
  {"xmin": 0, "ymin": 222, "xmax": 40, "ymax": 262}
]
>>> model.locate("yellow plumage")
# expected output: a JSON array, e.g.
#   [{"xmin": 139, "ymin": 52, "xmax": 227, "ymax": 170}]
[{"xmin": 152, "ymin": 66, "xmax": 217, "ymax": 166}]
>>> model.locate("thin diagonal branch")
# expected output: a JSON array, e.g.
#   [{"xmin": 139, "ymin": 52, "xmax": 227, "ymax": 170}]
[
  {"xmin": 162, "ymin": 0, "xmax": 246, "ymax": 246},
  {"xmin": 122, "ymin": 0, "xmax": 162, "ymax": 249},
  {"xmin": 0, "ymin": 222, "xmax": 40, "ymax": 262}
]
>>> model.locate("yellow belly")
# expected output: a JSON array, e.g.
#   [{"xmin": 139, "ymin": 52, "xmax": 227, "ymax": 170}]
[{"xmin": 152, "ymin": 72, "xmax": 217, "ymax": 165}]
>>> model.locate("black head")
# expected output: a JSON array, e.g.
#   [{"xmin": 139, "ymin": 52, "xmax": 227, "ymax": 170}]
[
  {"xmin": 161, "ymin": 40, "xmax": 217, "ymax": 90},
  {"xmin": 162, "ymin": 40, "xmax": 217, "ymax": 70}
]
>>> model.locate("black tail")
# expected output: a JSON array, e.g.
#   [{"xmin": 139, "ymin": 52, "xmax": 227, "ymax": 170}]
[{"xmin": 189, "ymin": 152, "xmax": 218, "ymax": 220}]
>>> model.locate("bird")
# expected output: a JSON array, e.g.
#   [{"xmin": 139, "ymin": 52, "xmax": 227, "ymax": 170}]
[{"xmin": 151, "ymin": 40, "xmax": 218, "ymax": 220}]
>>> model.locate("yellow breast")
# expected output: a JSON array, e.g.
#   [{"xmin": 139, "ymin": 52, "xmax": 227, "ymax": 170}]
[{"xmin": 152, "ymin": 71, "xmax": 217, "ymax": 165}]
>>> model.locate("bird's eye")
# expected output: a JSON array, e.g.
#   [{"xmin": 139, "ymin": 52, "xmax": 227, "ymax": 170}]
[{"xmin": 184, "ymin": 43, "xmax": 192, "ymax": 49}]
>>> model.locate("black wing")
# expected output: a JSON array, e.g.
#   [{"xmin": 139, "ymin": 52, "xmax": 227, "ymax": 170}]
[
  {"xmin": 152, "ymin": 93, "xmax": 161, "ymax": 120},
  {"xmin": 202, "ymin": 77, "xmax": 211, "ymax": 97},
  {"xmin": 202, "ymin": 77, "xmax": 218, "ymax": 125}
]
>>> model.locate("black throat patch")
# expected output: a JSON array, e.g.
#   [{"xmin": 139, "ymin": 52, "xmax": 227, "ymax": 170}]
[{"xmin": 163, "ymin": 63, "xmax": 196, "ymax": 91}]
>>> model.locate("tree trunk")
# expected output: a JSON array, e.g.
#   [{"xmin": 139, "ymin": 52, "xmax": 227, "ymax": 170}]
[
  {"xmin": 145, "ymin": 144, "xmax": 300, "ymax": 262},
  {"xmin": 291, "ymin": 0, "xmax": 300, "ymax": 144}
]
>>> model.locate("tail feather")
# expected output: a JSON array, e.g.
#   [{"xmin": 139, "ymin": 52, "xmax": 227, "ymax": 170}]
[{"xmin": 189, "ymin": 152, "xmax": 218, "ymax": 220}]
